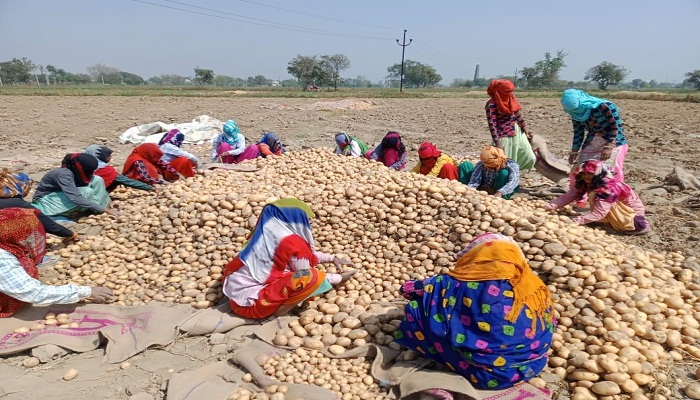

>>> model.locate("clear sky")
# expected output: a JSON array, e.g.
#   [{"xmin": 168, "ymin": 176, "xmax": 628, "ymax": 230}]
[{"xmin": 1, "ymin": 0, "xmax": 698, "ymax": 84}]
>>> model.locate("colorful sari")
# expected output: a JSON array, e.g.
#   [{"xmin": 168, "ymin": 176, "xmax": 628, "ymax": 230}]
[
  {"xmin": 122, "ymin": 144, "xmax": 163, "ymax": 181},
  {"xmin": 222, "ymin": 199, "xmax": 331, "ymax": 319},
  {"xmin": 0, "ymin": 208, "xmax": 46, "ymax": 317},
  {"xmin": 395, "ymin": 234, "xmax": 555, "ymax": 390}
]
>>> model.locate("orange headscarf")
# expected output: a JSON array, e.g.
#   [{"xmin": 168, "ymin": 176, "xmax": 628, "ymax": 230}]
[
  {"xmin": 480, "ymin": 146, "xmax": 508, "ymax": 170},
  {"xmin": 487, "ymin": 79, "xmax": 521, "ymax": 115},
  {"xmin": 449, "ymin": 234, "xmax": 553, "ymax": 332}
]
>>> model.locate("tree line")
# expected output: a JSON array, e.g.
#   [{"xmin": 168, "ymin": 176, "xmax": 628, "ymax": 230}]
[{"xmin": 1, "ymin": 55, "xmax": 699, "ymax": 90}]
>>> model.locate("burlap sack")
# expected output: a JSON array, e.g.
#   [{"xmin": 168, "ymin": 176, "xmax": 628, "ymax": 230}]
[{"xmin": 0, "ymin": 303, "xmax": 195, "ymax": 363}]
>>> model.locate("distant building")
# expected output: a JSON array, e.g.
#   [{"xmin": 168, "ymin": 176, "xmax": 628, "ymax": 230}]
[{"xmin": 271, "ymin": 80, "xmax": 280, "ymax": 87}]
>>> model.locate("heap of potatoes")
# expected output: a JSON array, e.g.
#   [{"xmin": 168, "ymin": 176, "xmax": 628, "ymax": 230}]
[
  {"xmin": 42, "ymin": 149, "xmax": 699, "ymax": 399},
  {"xmin": 259, "ymin": 348, "xmax": 383, "ymax": 400}
]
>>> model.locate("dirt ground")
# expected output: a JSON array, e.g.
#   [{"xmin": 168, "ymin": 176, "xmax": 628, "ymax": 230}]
[
  {"xmin": 1, "ymin": 95, "xmax": 699, "ymax": 259},
  {"xmin": 0, "ymin": 95, "xmax": 699, "ymax": 399}
]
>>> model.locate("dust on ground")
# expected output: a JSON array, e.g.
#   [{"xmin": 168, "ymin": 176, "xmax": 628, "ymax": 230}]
[
  {"xmin": 0, "ymin": 95, "xmax": 699, "ymax": 399},
  {"xmin": 2, "ymin": 95, "xmax": 698, "ymax": 259}
]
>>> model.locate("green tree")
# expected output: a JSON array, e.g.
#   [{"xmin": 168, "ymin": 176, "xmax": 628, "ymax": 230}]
[
  {"xmin": 147, "ymin": 76, "xmax": 163, "ymax": 85},
  {"xmin": 319, "ymin": 54, "xmax": 350, "ymax": 90},
  {"xmin": 344, "ymin": 75, "xmax": 371, "ymax": 88},
  {"xmin": 120, "ymin": 72, "xmax": 145, "ymax": 85},
  {"xmin": 247, "ymin": 75, "xmax": 269, "ymax": 86},
  {"xmin": 630, "ymin": 78, "xmax": 648, "ymax": 89},
  {"xmin": 519, "ymin": 51, "xmax": 567, "ymax": 88},
  {"xmin": 47, "ymin": 65, "xmax": 68, "ymax": 84},
  {"xmin": 213, "ymin": 75, "xmax": 234, "ymax": 86},
  {"xmin": 287, "ymin": 55, "xmax": 322, "ymax": 90},
  {"xmin": 585, "ymin": 61, "xmax": 629, "ymax": 90},
  {"xmin": 194, "ymin": 68, "xmax": 214, "ymax": 85},
  {"xmin": 472, "ymin": 78, "xmax": 490, "ymax": 87},
  {"xmin": 280, "ymin": 79, "xmax": 300, "ymax": 88},
  {"xmin": 68, "ymin": 73, "xmax": 92, "ymax": 85},
  {"xmin": 0, "ymin": 58, "xmax": 35, "ymax": 84},
  {"xmin": 450, "ymin": 78, "xmax": 473, "ymax": 88},
  {"xmin": 684, "ymin": 70, "xmax": 700, "ymax": 90},
  {"xmin": 386, "ymin": 60, "xmax": 442, "ymax": 88}
]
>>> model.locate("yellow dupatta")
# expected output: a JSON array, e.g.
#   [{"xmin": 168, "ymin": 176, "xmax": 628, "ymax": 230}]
[{"xmin": 448, "ymin": 239, "xmax": 553, "ymax": 331}]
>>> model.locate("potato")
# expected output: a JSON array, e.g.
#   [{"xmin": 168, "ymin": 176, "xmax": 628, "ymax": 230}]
[
  {"xmin": 22, "ymin": 357, "xmax": 40, "ymax": 368},
  {"xmin": 43, "ymin": 149, "xmax": 700, "ymax": 394},
  {"xmin": 63, "ymin": 368, "xmax": 79, "ymax": 381}
]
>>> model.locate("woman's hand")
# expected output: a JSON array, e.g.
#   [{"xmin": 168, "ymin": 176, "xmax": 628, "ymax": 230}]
[
  {"xmin": 544, "ymin": 203, "xmax": 557, "ymax": 211},
  {"xmin": 88, "ymin": 286, "xmax": 114, "ymax": 303},
  {"xmin": 333, "ymin": 256, "xmax": 355, "ymax": 270},
  {"xmin": 104, "ymin": 208, "xmax": 120, "ymax": 217},
  {"xmin": 339, "ymin": 270, "xmax": 357, "ymax": 283},
  {"xmin": 62, "ymin": 233, "xmax": 81, "ymax": 244},
  {"xmin": 568, "ymin": 152, "xmax": 579, "ymax": 165},
  {"xmin": 600, "ymin": 146, "xmax": 613, "ymax": 161}
]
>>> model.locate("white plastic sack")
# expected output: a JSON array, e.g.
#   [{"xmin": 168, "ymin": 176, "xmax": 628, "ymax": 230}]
[{"xmin": 119, "ymin": 115, "xmax": 223, "ymax": 145}]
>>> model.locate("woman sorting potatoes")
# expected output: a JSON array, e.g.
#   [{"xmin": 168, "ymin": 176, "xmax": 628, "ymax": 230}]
[{"xmin": 221, "ymin": 198, "xmax": 356, "ymax": 319}]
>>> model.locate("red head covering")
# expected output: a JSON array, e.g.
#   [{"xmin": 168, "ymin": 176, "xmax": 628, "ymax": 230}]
[
  {"xmin": 94, "ymin": 166, "xmax": 119, "ymax": 189},
  {"xmin": 418, "ymin": 142, "xmax": 441, "ymax": 175},
  {"xmin": 0, "ymin": 208, "xmax": 46, "ymax": 317},
  {"xmin": 122, "ymin": 144, "xmax": 163, "ymax": 180},
  {"xmin": 487, "ymin": 79, "xmax": 521, "ymax": 115},
  {"xmin": 418, "ymin": 142, "xmax": 440, "ymax": 159}
]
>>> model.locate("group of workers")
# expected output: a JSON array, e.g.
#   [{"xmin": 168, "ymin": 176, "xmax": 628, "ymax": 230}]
[
  {"xmin": 0, "ymin": 82, "xmax": 650, "ymax": 393},
  {"xmin": 332, "ymin": 82, "xmax": 649, "ymax": 235}
]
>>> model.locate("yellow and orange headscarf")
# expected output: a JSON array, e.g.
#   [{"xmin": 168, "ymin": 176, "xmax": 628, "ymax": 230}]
[
  {"xmin": 487, "ymin": 79, "xmax": 521, "ymax": 115},
  {"xmin": 480, "ymin": 146, "xmax": 508, "ymax": 170},
  {"xmin": 450, "ymin": 233, "xmax": 553, "ymax": 332}
]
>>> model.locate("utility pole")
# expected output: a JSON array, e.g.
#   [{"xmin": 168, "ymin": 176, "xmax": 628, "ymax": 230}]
[
  {"xmin": 395, "ymin": 29, "xmax": 412, "ymax": 92},
  {"xmin": 514, "ymin": 68, "xmax": 518, "ymax": 86}
]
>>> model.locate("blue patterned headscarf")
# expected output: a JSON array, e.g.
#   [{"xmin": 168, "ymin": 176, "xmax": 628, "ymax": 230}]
[
  {"xmin": 222, "ymin": 120, "xmax": 240, "ymax": 145},
  {"xmin": 561, "ymin": 89, "xmax": 606, "ymax": 122},
  {"xmin": 259, "ymin": 132, "xmax": 284, "ymax": 154}
]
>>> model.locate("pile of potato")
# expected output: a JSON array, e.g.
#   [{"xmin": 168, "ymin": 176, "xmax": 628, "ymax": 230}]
[
  {"xmin": 43, "ymin": 149, "xmax": 699, "ymax": 399},
  {"xmin": 272, "ymin": 307, "xmax": 407, "ymax": 356},
  {"xmin": 13, "ymin": 312, "xmax": 81, "ymax": 334},
  {"xmin": 259, "ymin": 348, "xmax": 382, "ymax": 400}
]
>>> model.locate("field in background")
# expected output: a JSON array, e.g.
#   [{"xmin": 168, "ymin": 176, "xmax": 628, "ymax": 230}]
[{"xmin": 1, "ymin": 85, "xmax": 699, "ymax": 102}]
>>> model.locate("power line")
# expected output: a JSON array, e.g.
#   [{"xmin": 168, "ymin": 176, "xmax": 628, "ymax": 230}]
[
  {"xmin": 133, "ymin": 0, "xmax": 394, "ymax": 40},
  {"xmin": 231, "ymin": 0, "xmax": 399, "ymax": 31},
  {"xmin": 412, "ymin": 39, "xmax": 463, "ymax": 71}
]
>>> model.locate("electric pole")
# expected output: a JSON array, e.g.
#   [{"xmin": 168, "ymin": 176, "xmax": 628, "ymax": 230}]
[{"xmin": 396, "ymin": 29, "xmax": 412, "ymax": 92}]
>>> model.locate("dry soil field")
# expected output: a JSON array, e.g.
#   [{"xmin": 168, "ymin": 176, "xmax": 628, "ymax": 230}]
[
  {"xmin": 0, "ymin": 95, "xmax": 699, "ymax": 400},
  {"xmin": 1, "ymin": 95, "xmax": 699, "ymax": 259}
]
